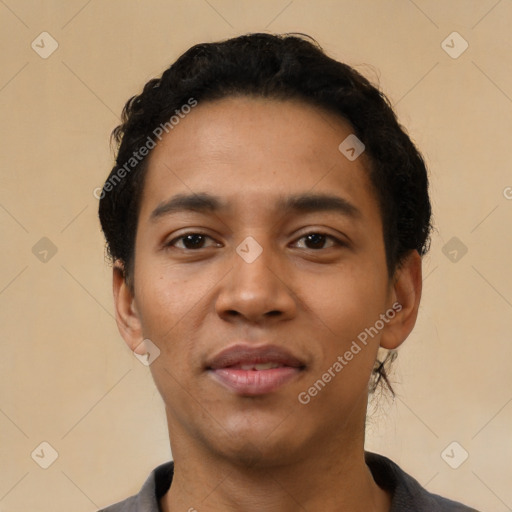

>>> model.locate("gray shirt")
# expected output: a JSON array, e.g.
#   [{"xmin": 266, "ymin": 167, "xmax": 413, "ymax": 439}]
[{"xmin": 98, "ymin": 451, "xmax": 481, "ymax": 511}]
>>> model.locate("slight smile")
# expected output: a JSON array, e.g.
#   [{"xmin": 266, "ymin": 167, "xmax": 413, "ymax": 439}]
[{"xmin": 206, "ymin": 344, "xmax": 306, "ymax": 396}]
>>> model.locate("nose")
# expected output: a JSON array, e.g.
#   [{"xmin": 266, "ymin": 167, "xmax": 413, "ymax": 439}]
[{"xmin": 215, "ymin": 239, "xmax": 297, "ymax": 324}]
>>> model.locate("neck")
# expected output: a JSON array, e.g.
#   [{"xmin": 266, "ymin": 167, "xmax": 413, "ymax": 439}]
[{"xmin": 160, "ymin": 403, "xmax": 390, "ymax": 512}]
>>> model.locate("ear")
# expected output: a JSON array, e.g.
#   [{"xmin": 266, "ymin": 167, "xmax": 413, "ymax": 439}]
[
  {"xmin": 112, "ymin": 260, "xmax": 143, "ymax": 353},
  {"xmin": 380, "ymin": 250, "xmax": 423, "ymax": 350}
]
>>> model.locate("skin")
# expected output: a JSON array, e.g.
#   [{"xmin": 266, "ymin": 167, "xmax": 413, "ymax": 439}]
[{"xmin": 113, "ymin": 96, "xmax": 422, "ymax": 512}]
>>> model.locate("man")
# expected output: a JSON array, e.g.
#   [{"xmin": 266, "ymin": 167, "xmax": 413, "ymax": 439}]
[{"xmin": 98, "ymin": 33, "xmax": 479, "ymax": 511}]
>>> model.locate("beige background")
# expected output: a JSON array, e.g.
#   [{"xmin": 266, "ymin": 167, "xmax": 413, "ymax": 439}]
[{"xmin": 1, "ymin": 1, "xmax": 511, "ymax": 511}]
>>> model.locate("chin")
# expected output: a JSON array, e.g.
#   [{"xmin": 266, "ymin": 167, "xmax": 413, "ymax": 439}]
[
  {"xmin": 208, "ymin": 414, "xmax": 309, "ymax": 469},
  {"xmin": 218, "ymin": 439, "xmax": 300, "ymax": 470}
]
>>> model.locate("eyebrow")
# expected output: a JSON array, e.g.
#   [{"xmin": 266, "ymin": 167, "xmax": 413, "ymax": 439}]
[{"xmin": 149, "ymin": 192, "xmax": 361, "ymax": 222}]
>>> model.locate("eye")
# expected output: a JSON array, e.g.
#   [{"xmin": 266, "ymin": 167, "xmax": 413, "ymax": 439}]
[
  {"xmin": 165, "ymin": 232, "xmax": 220, "ymax": 250},
  {"xmin": 165, "ymin": 231, "xmax": 344, "ymax": 251},
  {"xmin": 293, "ymin": 232, "xmax": 344, "ymax": 250}
]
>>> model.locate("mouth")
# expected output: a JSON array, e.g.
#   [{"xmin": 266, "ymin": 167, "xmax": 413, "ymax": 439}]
[{"xmin": 206, "ymin": 344, "xmax": 306, "ymax": 396}]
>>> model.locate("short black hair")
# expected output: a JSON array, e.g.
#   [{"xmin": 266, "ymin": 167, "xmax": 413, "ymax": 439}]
[{"xmin": 98, "ymin": 32, "xmax": 432, "ymax": 395}]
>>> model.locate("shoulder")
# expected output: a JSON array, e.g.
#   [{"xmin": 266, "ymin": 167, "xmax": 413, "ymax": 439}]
[
  {"xmin": 98, "ymin": 461, "xmax": 174, "ymax": 512},
  {"xmin": 365, "ymin": 451, "xmax": 481, "ymax": 511}
]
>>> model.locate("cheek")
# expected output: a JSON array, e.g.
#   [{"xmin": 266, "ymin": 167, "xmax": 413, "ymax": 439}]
[
  {"xmin": 137, "ymin": 272, "xmax": 205, "ymax": 412},
  {"xmin": 134, "ymin": 262, "xmax": 219, "ymax": 364},
  {"xmin": 136, "ymin": 280, "xmax": 183, "ymax": 334},
  {"xmin": 134, "ymin": 265, "xmax": 193, "ymax": 350},
  {"xmin": 300, "ymin": 270, "xmax": 387, "ymax": 402},
  {"xmin": 303, "ymin": 263, "xmax": 389, "ymax": 343}
]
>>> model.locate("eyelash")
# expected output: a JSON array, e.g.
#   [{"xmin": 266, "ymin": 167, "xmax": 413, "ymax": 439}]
[{"xmin": 165, "ymin": 231, "xmax": 345, "ymax": 251}]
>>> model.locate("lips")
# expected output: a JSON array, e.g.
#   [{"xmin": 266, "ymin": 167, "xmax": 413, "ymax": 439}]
[{"xmin": 206, "ymin": 344, "xmax": 305, "ymax": 396}]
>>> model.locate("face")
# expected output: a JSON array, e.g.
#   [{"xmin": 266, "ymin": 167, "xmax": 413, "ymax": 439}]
[{"xmin": 114, "ymin": 96, "xmax": 421, "ymax": 466}]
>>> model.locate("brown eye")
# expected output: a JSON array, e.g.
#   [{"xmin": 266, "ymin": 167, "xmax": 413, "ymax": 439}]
[
  {"xmin": 294, "ymin": 232, "xmax": 341, "ymax": 250},
  {"xmin": 166, "ymin": 233, "xmax": 219, "ymax": 250}
]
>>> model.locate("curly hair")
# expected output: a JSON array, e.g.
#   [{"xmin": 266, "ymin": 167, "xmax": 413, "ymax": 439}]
[{"xmin": 98, "ymin": 32, "xmax": 432, "ymax": 397}]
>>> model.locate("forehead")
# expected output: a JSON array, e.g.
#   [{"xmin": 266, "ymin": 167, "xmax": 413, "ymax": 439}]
[{"xmin": 138, "ymin": 96, "xmax": 380, "ymax": 227}]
